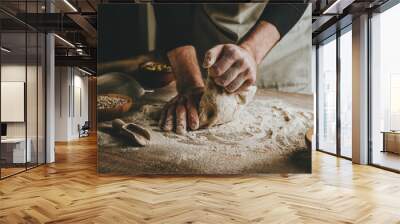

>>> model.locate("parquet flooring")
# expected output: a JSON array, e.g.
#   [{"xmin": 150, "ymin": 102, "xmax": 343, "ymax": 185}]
[{"xmin": 0, "ymin": 135, "xmax": 400, "ymax": 224}]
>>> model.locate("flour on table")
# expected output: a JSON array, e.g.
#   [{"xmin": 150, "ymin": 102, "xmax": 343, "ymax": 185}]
[{"xmin": 98, "ymin": 94, "xmax": 313, "ymax": 174}]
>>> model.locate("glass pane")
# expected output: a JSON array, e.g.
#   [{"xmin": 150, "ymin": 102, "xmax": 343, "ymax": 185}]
[
  {"xmin": 340, "ymin": 29, "xmax": 352, "ymax": 158},
  {"xmin": 318, "ymin": 37, "xmax": 337, "ymax": 154},
  {"xmin": 38, "ymin": 33, "xmax": 45, "ymax": 165},
  {"xmin": 26, "ymin": 0, "xmax": 40, "ymax": 169},
  {"xmin": 1, "ymin": 30, "xmax": 28, "ymax": 177},
  {"xmin": 0, "ymin": 1, "xmax": 46, "ymax": 178},
  {"xmin": 371, "ymin": 4, "xmax": 400, "ymax": 171},
  {"xmin": 27, "ymin": 31, "xmax": 38, "ymax": 169}
]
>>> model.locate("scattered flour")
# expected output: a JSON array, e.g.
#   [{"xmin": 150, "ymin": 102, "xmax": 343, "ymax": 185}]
[{"xmin": 98, "ymin": 95, "xmax": 313, "ymax": 174}]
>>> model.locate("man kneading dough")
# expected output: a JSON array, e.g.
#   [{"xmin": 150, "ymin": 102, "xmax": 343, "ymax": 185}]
[{"xmin": 156, "ymin": 3, "xmax": 307, "ymax": 134}]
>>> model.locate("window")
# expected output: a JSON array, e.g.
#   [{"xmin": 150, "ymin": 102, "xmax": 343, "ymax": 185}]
[
  {"xmin": 340, "ymin": 28, "xmax": 352, "ymax": 158},
  {"xmin": 370, "ymin": 3, "xmax": 400, "ymax": 171},
  {"xmin": 0, "ymin": 1, "xmax": 47, "ymax": 179},
  {"xmin": 317, "ymin": 36, "xmax": 337, "ymax": 154},
  {"xmin": 316, "ymin": 25, "xmax": 353, "ymax": 159}
]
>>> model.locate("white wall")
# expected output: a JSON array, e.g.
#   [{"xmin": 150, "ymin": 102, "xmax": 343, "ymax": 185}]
[
  {"xmin": 72, "ymin": 73, "xmax": 89, "ymax": 138},
  {"xmin": 1, "ymin": 63, "xmax": 46, "ymax": 164},
  {"xmin": 1, "ymin": 65, "xmax": 40, "ymax": 138},
  {"xmin": 55, "ymin": 67, "xmax": 89, "ymax": 141},
  {"xmin": 1, "ymin": 65, "xmax": 26, "ymax": 139},
  {"xmin": 55, "ymin": 67, "xmax": 70, "ymax": 141}
]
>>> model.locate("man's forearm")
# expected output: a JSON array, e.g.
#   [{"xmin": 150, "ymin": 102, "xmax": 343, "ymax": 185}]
[
  {"xmin": 239, "ymin": 21, "xmax": 280, "ymax": 65},
  {"xmin": 167, "ymin": 45, "xmax": 204, "ymax": 93}
]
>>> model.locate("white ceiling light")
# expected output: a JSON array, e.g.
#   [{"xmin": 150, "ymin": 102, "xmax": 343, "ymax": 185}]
[
  {"xmin": 78, "ymin": 67, "xmax": 93, "ymax": 76},
  {"xmin": 323, "ymin": 0, "xmax": 342, "ymax": 14},
  {"xmin": 63, "ymin": 0, "xmax": 78, "ymax": 12},
  {"xmin": 54, "ymin": 34, "xmax": 75, "ymax": 48},
  {"xmin": 323, "ymin": 0, "xmax": 354, "ymax": 15},
  {"xmin": 1, "ymin": 47, "xmax": 11, "ymax": 53}
]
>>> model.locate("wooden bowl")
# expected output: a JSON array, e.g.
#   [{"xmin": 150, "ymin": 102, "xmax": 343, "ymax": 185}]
[
  {"xmin": 135, "ymin": 61, "xmax": 175, "ymax": 89},
  {"xmin": 97, "ymin": 94, "xmax": 133, "ymax": 121},
  {"xmin": 97, "ymin": 72, "xmax": 145, "ymax": 100}
]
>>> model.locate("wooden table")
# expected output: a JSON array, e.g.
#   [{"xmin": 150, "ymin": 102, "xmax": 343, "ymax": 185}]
[
  {"xmin": 98, "ymin": 83, "xmax": 314, "ymax": 175},
  {"xmin": 381, "ymin": 131, "xmax": 400, "ymax": 154}
]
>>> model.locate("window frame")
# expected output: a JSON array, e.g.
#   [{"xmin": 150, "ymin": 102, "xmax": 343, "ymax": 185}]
[
  {"xmin": 0, "ymin": 1, "xmax": 48, "ymax": 180},
  {"xmin": 315, "ymin": 24, "xmax": 353, "ymax": 160}
]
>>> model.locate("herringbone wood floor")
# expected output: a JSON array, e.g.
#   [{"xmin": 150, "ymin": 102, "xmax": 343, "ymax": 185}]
[{"xmin": 1, "ymin": 135, "xmax": 400, "ymax": 224}]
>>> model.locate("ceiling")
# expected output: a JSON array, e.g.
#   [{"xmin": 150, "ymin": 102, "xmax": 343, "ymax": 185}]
[{"xmin": 0, "ymin": 0, "xmax": 394, "ymax": 73}]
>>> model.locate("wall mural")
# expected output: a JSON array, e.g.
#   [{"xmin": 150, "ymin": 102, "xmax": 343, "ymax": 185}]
[{"xmin": 97, "ymin": 3, "xmax": 313, "ymax": 175}]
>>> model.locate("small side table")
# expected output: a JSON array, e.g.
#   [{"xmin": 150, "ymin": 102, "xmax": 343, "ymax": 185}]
[
  {"xmin": 381, "ymin": 131, "xmax": 400, "ymax": 154},
  {"xmin": 0, "ymin": 138, "xmax": 32, "ymax": 165}
]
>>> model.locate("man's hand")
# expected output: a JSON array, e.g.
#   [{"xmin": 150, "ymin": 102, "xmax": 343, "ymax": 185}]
[
  {"xmin": 203, "ymin": 21, "xmax": 281, "ymax": 93},
  {"xmin": 203, "ymin": 44, "xmax": 257, "ymax": 93},
  {"xmin": 159, "ymin": 45, "xmax": 204, "ymax": 134},
  {"xmin": 159, "ymin": 87, "xmax": 203, "ymax": 134}
]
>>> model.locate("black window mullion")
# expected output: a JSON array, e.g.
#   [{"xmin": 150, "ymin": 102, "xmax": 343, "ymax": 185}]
[
  {"xmin": 316, "ymin": 44, "xmax": 320, "ymax": 151},
  {"xmin": 367, "ymin": 11, "xmax": 373, "ymax": 165},
  {"xmin": 336, "ymin": 29, "xmax": 341, "ymax": 157},
  {"xmin": 25, "ymin": 0, "xmax": 28, "ymax": 171},
  {"xmin": 0, "ymin": 23, "xmax": 2, "ymax": 179},
  {"xmin": 36, "ymin": 0, "xmax": 39, "ymax": 167},
  {"xmin": 44, "ymin": 22, "xmax": 47, "ymax": 164}
]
